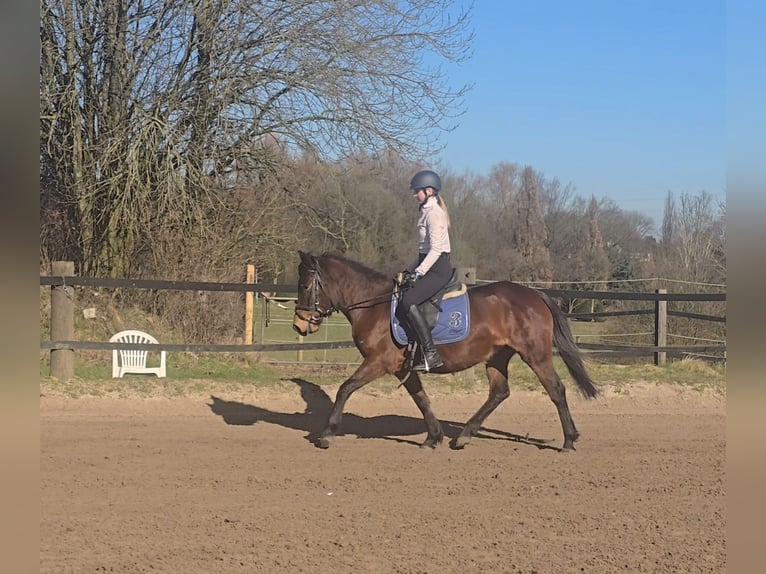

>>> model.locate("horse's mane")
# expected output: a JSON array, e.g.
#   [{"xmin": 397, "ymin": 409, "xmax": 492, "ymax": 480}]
[{"xmin": 320, "ymin": 252, "xmax": 392, "ymax": 285}]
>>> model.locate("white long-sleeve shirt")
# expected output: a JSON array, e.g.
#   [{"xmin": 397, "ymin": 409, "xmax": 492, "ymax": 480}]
[{"xmin": 409, "ymin": 195, "xmax": 451, "ymax": 276}]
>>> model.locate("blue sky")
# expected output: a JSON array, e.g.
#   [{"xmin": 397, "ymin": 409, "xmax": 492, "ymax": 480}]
[{"xmin": 434, "ymin": 1, "xmax": 726, "ymax": 231}]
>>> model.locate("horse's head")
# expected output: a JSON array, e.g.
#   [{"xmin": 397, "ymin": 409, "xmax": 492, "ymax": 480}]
[{"xmin": 293, "ymin": 251, "xmax": 336, "ymax": 336}]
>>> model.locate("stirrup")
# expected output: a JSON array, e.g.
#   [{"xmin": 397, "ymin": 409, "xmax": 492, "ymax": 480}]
[{"xmin": 413, "ymin": 352, "xmax": 444, "ymax": 372}]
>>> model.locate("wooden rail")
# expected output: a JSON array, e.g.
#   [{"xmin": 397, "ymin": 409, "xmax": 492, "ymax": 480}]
[{"xmin": 41, "ymin": 263, "xmax": 726, "ymax": 380}]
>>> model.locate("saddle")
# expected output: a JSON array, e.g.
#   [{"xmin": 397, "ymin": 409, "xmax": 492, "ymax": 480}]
[
  {"xmin": 390, "ymin": 269, "xmax": 470, "ymax": 347},
  {"xmin": 418, "ymin": 269, "xmax": 466, "ymax": 329}
]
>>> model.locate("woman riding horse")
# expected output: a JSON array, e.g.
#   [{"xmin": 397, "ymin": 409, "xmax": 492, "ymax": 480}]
[
  {"xmin": 293, "ymin": 252, "xmax": 599, "ymax": 452},
  {"xmin": 397, "ymin": 169, "xmax": 453, "ymax": 372}
]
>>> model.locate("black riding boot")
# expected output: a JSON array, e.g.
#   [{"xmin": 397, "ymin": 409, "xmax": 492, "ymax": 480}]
[{"xmin": 407, "ymin": 304, "xmax": 444, "ymax": 372}]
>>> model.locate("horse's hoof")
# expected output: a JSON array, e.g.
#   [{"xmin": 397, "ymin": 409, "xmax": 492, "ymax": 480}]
[
  {"xmin": 420, "ymin": 433, "xmax": 443, "ymax": 449},
  {"xmin": 560, "ymin": 445, "xmax": 576, "ymax": 453},
  {"xmin": 451, "ymin": 435, "xmax": 471, "ymax": 450},
  {"xmin": 316, "ymin": 436, "xmax": 332, "ymax": 449}
]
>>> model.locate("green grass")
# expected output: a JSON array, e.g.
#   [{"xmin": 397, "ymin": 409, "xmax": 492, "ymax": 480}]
[{"xmin": 40, "ymin": 350, "xmax": 726, "ymax": 400}]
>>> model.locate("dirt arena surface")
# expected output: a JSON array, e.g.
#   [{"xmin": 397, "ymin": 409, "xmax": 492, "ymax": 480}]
[{"xmin": 41, "ymin": 380, "xmax": 725, "ymax": 573}]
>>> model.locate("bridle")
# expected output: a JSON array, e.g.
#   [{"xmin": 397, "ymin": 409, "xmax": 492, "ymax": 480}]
[
  {"xmin": 294, "ymin": 260, "xmax": 403, "ymax": 325},
  {"xmin": 294, "ymin": 265, "xmax": 338, "ymax": 325}
]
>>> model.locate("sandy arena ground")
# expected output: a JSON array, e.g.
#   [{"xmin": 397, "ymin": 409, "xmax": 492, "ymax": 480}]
[{"xmin": 41, "ymin": 380, "xmax": 725, "ymax": 573}]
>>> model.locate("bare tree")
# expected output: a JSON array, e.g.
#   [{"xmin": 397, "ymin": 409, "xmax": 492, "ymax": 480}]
[
  {"xmin": 538, "ymin": 175, "xmax": 576, "ymax": 251},
  {"xmin": 475, "ymin": 162, "xmax": 520, "ymax": 278},
  {"xmin": 511, "ymin": 166, "xmax": 552, "ymax": 283},
  {"xmin": 673, "ymin": 192, "xmax": 725, "ymax": 284},
  {"xmin": 40, "ymin": 0, "xmax": 474, "ymax": 275},
  {"xmin": 549, "ymin": 196, "xmax": 608, "ymax": 312},
  {"xmin": 584, "ymin": 196, "xmax": 610, "ymax": 283},
  {"xmin": 596, "ymin": 198, "xmax": 656, "ymax": 285},
  {"xmin": 437, "ymin": 168, "xmax": 486, "ymax": 272},
  {"xmin": 661, "ymin": 190, "xmax": 676, "ymax": 248}
]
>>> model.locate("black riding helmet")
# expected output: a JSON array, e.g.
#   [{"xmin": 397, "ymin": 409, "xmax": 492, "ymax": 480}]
[{"xmin": 409, "ymin": 170, "xmax": 441, "ymax": 192}]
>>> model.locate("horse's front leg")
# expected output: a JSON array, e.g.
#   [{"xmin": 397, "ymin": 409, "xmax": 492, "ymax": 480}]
[
  {"xmin": 317, "ymin": 360, "xmax": 385, "ymax": 449},
  {"xmin": 400, "ymin": 371, "xmax": 444, "ymax": 449}
]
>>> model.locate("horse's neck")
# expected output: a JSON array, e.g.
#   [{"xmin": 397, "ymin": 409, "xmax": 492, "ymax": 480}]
[
  {"xmin": 326, "ymin": 261, "xmax": 390, "ymax": 309},
  {"xmin": 339, "ymin": 275, "xmax": 389, "ymax": 305}
]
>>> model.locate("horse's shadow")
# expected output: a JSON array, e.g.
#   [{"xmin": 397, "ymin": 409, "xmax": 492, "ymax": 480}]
[{"xmin": 208, "ymin": 378, "xmax": 558, "ymax": 451}]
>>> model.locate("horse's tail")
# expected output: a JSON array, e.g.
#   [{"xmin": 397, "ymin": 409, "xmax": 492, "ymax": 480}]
[{"xmin": 538, "ymin": 290, "xmax": 599, "ymax": 399}]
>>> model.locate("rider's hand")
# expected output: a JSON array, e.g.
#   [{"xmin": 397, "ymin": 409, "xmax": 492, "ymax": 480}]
[{"xmin": 400, "ymin": 270, "xmax": 419, "ymax": 288}]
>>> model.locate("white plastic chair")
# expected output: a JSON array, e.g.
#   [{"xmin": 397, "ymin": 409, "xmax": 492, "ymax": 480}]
[{"xmin": 110, "ymin": 330, "xmax": 167, "ymax": 378}]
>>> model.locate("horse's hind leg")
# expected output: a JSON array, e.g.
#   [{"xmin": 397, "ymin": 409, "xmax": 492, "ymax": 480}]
[
  {"xmin": 526, "ymin": 356, "xmax": 580, "ymax": 452},
  {"xmin": 400, "ymin": 371, "xmax": 444, "ymax": 449},
  {"xmin": 452, "ymin": 348, "xmax": 514, "ymax": 449}
]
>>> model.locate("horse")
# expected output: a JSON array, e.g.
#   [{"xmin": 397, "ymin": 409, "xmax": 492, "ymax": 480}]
[{"xmin": 292, "ymin": 251, "xmax": 599, "ymax": 451}]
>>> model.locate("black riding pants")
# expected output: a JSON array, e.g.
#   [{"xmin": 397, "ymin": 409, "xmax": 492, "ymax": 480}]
[{"xmin": 396, "ymin": 253, "xmax": 452, "ymax": 322}]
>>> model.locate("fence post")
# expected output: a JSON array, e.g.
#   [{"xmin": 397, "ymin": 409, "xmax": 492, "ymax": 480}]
[
  {"xmin": 50, "ymin": 261, "xmax": 75, "ymax": 380},
  {"xmin": 244, "ymin": 264, "xmax": 255, "ymax": 344},
  {"xmin": 654, "ymin": 288, "xmax": 667, "ymax": 366}
]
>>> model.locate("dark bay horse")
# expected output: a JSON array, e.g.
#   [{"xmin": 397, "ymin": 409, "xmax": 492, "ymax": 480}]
[{"xmin": 292, "ymin": 251, "xmax": 599, "ymax": 451}]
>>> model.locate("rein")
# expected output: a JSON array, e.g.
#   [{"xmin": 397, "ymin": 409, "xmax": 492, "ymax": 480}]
[{"xmin": 295, "ymin": 262, "xmax": 400, "ymax": 322}]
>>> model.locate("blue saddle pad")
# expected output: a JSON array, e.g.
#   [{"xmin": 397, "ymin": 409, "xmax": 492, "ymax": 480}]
[{"xmin": 390, "ymin": 293, "xmax": 470, "ymax": 346}]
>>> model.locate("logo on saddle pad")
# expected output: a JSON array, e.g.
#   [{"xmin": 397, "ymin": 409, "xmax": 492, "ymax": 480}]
[{"xmin": 390, "ymin": 292, "xmax": 471, "ymax": 346}]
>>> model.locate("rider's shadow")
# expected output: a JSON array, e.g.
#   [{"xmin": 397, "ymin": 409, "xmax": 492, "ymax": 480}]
[{"xmin": 208, "ymin": 378, "xmax": 557, "ymax": 450}]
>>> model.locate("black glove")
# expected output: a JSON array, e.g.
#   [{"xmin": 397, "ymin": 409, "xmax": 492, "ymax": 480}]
[{"xmin": 400, "ymin": 270, "xmax": 419, "ymax": 288}]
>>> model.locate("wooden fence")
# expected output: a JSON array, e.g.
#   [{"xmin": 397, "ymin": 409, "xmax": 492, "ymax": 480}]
[{"xmin": 40, "ymin": 261, "xmax": 726, "ymax": 380}]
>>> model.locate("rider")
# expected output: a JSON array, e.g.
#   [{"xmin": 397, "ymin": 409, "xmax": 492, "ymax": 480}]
[{"xmin": 396, "ymin": 169, "xmax": 452, "ymax": 372}]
